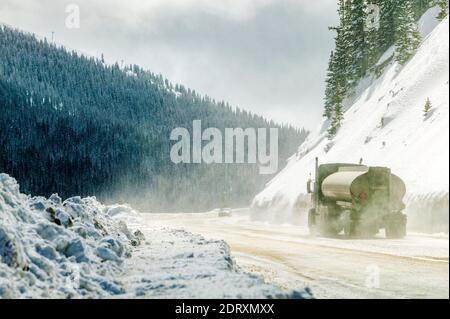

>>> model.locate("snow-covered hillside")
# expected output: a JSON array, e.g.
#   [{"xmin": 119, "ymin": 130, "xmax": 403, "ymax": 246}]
[{"xmin": 252, "ymin": 10, "xmax": 449, "ymax": 233}]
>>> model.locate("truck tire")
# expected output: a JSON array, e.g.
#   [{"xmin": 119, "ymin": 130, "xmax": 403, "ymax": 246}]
[
  {"xmin": 308, "ymin": 208, "xmax": 317, "ymax": 236},
  {"xmin": 344, "ymin": 220, "xmax": 355, "ymax": 238},
  {"xmin": 308, "ymin": 208, "xmax": 316, "ymax": 228},
  {"xmin": 385, "ymin": 214, "xmax": 407, "ymax": 239},
  {"xmin": 323, "ymin": 223, "xmax": 340, "ymax": 238},
  {"xmin": 344, "ymin": 220, "xmax": 368, "ymax": 238},
  {"xmin": 343, "ymin": 211, "xmax": 354, "ymax": 239}
]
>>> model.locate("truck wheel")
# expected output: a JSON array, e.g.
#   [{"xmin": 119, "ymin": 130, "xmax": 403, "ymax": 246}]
[
  {"xmin": 385, "ymin": 215, "xmax": 406, "ymax": 239},
  {"xmin": 323, "ymin": 224, "xmax": 340, "ymax": 238},
  {"xmin": 308, "ymin": 208, "xmax": 316, "ymax": 228},
  {"xmin": 344, "ymin": 220, "xmax": 365, "ymax": 238},
  {"xmin": 308, "ymin": 208, "xmax": 317, "ymax": 236},
  {"xmin": 343, "ymin": 220, "xmax": 354, "ymax": 238},
  {"xmin": 343, "ymin": 211, "xmax": 356, "ymax": 239}
]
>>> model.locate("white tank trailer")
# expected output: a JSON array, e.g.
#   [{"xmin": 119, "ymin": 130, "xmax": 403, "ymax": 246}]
[{"xmin": 307, "ymin": 158, "xmax": 407, "ymax": 238}]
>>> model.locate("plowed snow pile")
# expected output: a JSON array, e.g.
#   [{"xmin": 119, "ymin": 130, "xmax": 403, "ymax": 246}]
[
  {"xmin": 0, "ymin": 174, "xmax": 310, "ymax": 298},
  {"xmin": 252, "ymin": 10, "xmax": 449, "ymax": 232},
  {"xmin": 0, "ymin": 173, "xmax": 143, "ymax": 298},
  {"xmin": 119, "ymin": 227, "xmax": 311, "ymax": 298}
]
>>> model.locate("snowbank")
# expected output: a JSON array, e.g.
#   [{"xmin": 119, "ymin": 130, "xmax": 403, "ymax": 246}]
[
  {"xmin": 114, "ymin": 209, "xmax": 311, "ymax": 298},
  {"xmin": 252, "ymin": 12, "xmax": 449, "ymax": 232},
  {"xmin": 0, "ymin": 173, "xmax": 143, "ymax": 298},
  {"xmin": 119, "ymin": 226, "xmax": 311, "ymax": 299}
]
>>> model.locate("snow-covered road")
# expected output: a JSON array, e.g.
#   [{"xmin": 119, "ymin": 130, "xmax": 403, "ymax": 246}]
[{"xmin": 144, "ymin": 209, "xmax": 449, "ymax": 299}]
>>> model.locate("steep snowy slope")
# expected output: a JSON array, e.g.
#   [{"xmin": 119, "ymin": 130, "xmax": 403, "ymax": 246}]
[{"xmin": 252, "ymin": 13, "xmax": 449, "ymax": 232}]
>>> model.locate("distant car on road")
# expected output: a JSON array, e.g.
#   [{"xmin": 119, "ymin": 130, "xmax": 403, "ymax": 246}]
[{"xmin": 218, "ymin": 208, "xmax": 232, "ymax": 217}]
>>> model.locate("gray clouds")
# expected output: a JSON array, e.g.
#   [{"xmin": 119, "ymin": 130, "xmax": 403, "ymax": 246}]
[{"xmin": 0, "ymin": 0, "xmax": 338, "ymax": 129}]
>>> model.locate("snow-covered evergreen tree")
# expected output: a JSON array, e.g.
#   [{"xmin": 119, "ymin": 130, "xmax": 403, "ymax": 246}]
[
  {"xmin": 345, "ymin": 0, "xmax": 368, "ymax": 84},
  {"xmin": 436, "ymin": 0, "xmax": 449, "ymax": 20},
  {"xmin": 377, "ymin": 0, "xmax": 396, "ymax": 54},
  {"xmin": 365, "ymin": 2, "xmax": 381, "ymax": 68},
  {"xmin": 423, "ymin": 97, "xmax": 432, "ymax": 117},
  {"xmin": 394, "ymin": 0, "xmax": 422, "ymax": 64},
  {"xmin": 327, "ymin": 81, "xmax": 345, "ymax": 138},
  {"xmin": 323, "ymin": 51, "xmax": 336, "ymax": 120},
  {"xmin": 327, "ymin": 104, "xmax": 344, "ymax": 138}
]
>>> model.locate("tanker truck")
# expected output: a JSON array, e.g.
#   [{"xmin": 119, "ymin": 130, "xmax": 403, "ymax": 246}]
[{"xmin": 307, "ymin": 158, "xmax": 407, "ymax": 238}]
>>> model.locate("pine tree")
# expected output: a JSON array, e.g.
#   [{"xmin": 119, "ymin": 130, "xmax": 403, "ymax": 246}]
[
  {"xmin": 324, "ymin": 23, "xmax": 348, "ymax": 132},
  {"xmin": 436, "ymin": 0, "xmax": 449, "ymax": 20},
  {"xmin": 423, "ymin": 97, "xmax": 432, "ymax": 117},
  {"xmin": 394, "ymin": 0, "xmax": 422, "ymax": 64},
  {"xmin": 345, "ymin": 0, "xmax": 369, "ymax": 84},
  {"xmin": 324, "ymin": 1, "xmax": 356, "ymax": 135},
  {"xmin": 323, "ymin": 51, "xmax": 336, "ymax": 120},
  {"xmin": 365, "ymin": 1, "xmax": 382, "ymax": 68},
  {"xmin": 327, "ymin": 82, "xmax": 345, "ymax": 139}
]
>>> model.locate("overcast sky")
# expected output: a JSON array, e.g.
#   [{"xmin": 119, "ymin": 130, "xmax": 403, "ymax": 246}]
[{"xmin": 0, "ymin": 0, "xmax": 338, "ymax": 130}]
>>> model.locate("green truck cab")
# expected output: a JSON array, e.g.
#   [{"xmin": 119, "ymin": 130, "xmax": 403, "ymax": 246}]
[{"xmin": 307, "ymin": 158, "xmax": 407, "ymax": 238}]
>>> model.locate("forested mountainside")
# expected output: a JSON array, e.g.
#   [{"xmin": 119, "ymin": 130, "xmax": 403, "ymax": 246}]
[
  {"xmin": 0, "ymin": 26, "xmax": 307, "ymax": 212},
  {"xmin": 324, "ymin": 0, "xmax": 448, "ymax": 137}
]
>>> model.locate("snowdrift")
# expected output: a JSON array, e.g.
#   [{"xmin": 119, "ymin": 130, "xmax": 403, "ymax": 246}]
[
  {"xmin": 0, "ymin": 173, "xmax": 144, "ymax": 298},
  {"xmin": 119, "ymin": 226, "xmax": 311, "ymax": 298},
  {"xmin": 252, "ymin": 12, "xmax": 449, "ymax": 233}
]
